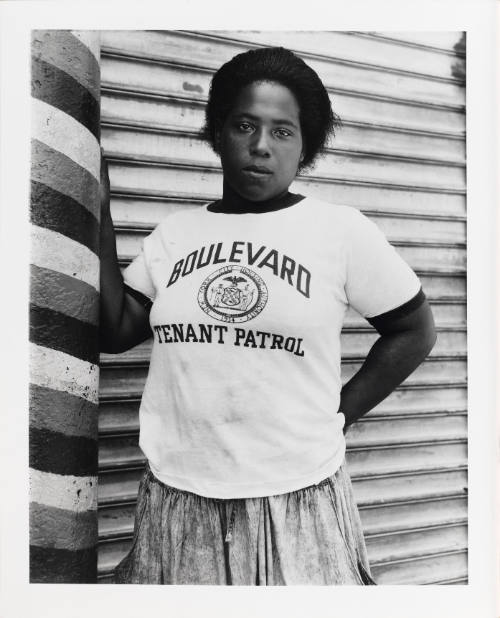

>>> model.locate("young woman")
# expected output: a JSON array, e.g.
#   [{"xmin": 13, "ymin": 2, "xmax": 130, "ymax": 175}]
[{"xmin": 100, "ymin": 46, "xmax": 437, "ymax": 585}]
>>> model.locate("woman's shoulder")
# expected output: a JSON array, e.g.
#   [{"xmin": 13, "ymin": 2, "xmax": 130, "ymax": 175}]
[
  {"xmin": 151, "ymin": 205, "xmax": 211, "ymax": 234},
  {"xmin": 300, "ymin": 196, "xmax": 366, "ymax": 228}
]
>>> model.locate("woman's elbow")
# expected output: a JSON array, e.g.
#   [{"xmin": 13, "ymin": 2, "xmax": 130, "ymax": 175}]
[
  {"xmin": 425, "ymin": 325, "xmax": 438, "ymax": 355},
  {"xmin": 417, "ymin": 320, "xmax": 437, "ymax": 359},
  {"xmin": 415, "ymin": 300, "xmax": 437, "ymax": 357}
]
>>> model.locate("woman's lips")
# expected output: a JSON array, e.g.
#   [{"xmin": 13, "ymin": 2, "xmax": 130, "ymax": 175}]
[{"xmin": 242, "ymin": 165, "xmax": 273, "ymax": 178}]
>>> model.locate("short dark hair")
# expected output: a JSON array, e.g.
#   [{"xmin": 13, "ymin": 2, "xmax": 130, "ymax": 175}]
[{"xmin": 202, "ymin": 46, "xmax": 340, "ymax": 171}]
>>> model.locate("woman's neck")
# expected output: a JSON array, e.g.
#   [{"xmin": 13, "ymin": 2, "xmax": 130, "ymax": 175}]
[{"xmin": 207, "ymin": 182, "xmax": 304, "ymax": 214}]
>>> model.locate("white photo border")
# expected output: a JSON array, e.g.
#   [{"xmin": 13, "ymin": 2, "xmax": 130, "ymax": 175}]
[{"xmin": 1, "ymin": 1, "xmax": 497, "ymax": 617}]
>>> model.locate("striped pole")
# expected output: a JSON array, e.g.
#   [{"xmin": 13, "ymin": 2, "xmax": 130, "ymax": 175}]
[{"xmin": 30, "ymin": 30, "xmax": 101, "ymax": 583}]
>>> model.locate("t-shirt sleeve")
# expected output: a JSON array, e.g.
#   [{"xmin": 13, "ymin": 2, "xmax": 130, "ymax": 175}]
[
  {"xmin": 345, "ymin": 209, "xmax": 421, "ymax": 318},
  {"xmin": 122, "ymin": 231, "xmax": 157, "ymax": 302}
]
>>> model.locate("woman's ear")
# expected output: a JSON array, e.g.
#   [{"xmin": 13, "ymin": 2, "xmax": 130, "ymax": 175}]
[{"xmin": 214, "ymin": 123, "xmax": 223, "ymax": 151}]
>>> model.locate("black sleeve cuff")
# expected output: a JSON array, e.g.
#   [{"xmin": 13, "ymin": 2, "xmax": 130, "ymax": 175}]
[
  {"xmin": 367, "ymin": 288, "xmax": 426, "ymax": 330},
  {"xmin": 124, "ymin": 283, "xmax": 153, "ymax": 310}
]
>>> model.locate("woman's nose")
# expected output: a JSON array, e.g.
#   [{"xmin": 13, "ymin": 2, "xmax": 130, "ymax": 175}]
[{"xmin": 250, "ymin": 129, "xmax": 271, "ymax": 156}]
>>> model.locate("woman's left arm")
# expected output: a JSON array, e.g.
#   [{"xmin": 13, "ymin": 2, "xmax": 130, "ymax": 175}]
[{"xmin": 339, "ymin": 298, "xmax": 437, "ymax": 431}]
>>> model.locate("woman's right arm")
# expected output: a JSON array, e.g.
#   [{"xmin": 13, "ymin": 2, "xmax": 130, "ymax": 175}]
[{"xmin": 99, "ymin": 152, "xmax": 153, "ymax": 353}]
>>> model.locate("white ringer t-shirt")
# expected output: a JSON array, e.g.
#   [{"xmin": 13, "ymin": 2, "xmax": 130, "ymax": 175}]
[{"xmin": 123, "ymin": 197, "xmax": 421, "ymax": 499}]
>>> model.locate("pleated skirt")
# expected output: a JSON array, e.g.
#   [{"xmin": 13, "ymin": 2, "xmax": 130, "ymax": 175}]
[{"xmin": 114, "ymin": 460, "xmax": 375, "ymax": 585}]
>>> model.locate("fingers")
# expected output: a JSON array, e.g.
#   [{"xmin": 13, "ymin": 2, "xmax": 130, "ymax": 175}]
[
  {"xmin": 99, "ymin": 146, "xmax": 111, "ymax": 211},
  {"xmin": 100, "ymin": 147, "xmax": 109, "ymax": 178}
]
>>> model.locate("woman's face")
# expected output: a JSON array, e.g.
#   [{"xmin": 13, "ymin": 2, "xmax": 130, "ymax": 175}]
[{"xmin": 218, "ymin": 81, "xmax": 303, "ymax": 202}]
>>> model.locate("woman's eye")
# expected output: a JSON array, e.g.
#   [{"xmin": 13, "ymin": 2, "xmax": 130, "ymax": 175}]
[
  {"xmin": 237, "ymin": 122, "xmax": 253, "ymax": 132},
  {"xmin": 275, "ymin": 128, "xmax": 292, "ymax": 137}
]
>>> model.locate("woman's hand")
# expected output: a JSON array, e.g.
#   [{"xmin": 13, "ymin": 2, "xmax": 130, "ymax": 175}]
[{"xmin": 99, "ymin": 147, "xmax": 111, "ymax": 215}]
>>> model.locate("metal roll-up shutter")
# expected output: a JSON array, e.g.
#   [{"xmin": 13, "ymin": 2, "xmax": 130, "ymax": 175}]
[{"xmin": 98, "ymin": 30, "xmax": 466, "ymax": 584}]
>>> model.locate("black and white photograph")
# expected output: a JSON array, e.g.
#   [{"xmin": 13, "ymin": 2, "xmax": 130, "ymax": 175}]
[{"xmin": 0, "ymin": 1, "xmax": 497, "ymax": 617}]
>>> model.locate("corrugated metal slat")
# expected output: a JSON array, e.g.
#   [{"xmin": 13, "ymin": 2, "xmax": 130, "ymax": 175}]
[{"xmin": 98, "ymin": 30, "xmax": 467, "ymax": 584}]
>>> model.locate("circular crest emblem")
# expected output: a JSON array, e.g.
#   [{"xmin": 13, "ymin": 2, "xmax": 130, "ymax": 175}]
[{"xmin": 198, "ymin": 265, "xmax": 268, "ymax": 323}]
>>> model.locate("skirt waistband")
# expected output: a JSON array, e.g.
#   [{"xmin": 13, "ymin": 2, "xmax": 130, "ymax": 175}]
[{"xmin": 144, "ymin": 461, "xmax": 336, "ymax": 502}]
